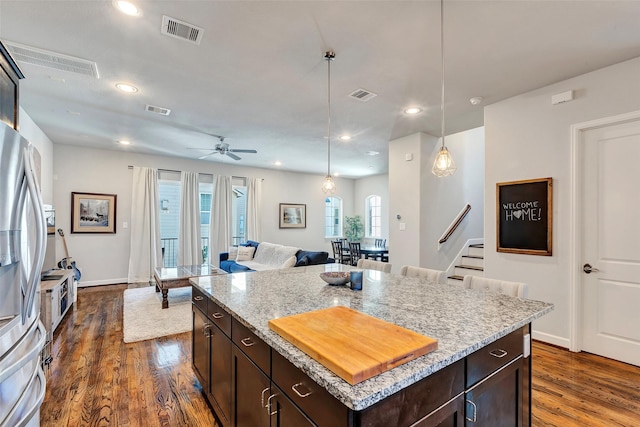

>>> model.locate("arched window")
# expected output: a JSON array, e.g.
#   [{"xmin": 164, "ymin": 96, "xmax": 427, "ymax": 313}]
[
  {"xmin": 366, "ymin": 195, "xmax": 382, "ymax": 238},
  {"xmin": 324, "ymin": 196, "xmax": 342, "ymax": 238}
]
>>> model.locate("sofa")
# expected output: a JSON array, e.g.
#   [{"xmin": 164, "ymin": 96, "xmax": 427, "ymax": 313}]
[{"xmin": 219, "ymin": 240, "xmax": 334, "ymax": 273}]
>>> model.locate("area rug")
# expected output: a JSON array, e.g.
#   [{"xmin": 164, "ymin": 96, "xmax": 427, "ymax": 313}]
[{"xmin": 123, "ymin": 286, "xmax": 191, "ymax": 343}]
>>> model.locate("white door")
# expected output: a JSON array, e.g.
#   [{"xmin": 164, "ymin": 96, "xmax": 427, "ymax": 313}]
[{"xmin": 581, "ymin": 117, "xmax": 640, "ymax": 366}]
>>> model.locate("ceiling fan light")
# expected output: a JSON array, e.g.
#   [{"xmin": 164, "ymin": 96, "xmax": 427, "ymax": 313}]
[
  {"xmin": 321, "ymin": 175, "xmax": 336, "ymax": 194},
  {"xmin": 432, "ymin": 146, "xmax": 456, "ymax": 177}
]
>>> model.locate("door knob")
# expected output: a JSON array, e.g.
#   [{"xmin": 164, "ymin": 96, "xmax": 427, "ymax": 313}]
[{"xmin": 583, "ymin": 263, "xmax": 600, "ymax": 274}]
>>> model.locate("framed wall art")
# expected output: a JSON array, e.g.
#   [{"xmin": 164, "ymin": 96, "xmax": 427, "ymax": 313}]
[
  {"xmin": 279, "ymin": 203, "xmax": 306, "ymax": 229},
  {"xmin": 71, "ymin": 192, "xmax": 117, "ymax": 234},
  {"xmin": 496, "ymin": 177, "xmax": 552, "ymax": 256}
]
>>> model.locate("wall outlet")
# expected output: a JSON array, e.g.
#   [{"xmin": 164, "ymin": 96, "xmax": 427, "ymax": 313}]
[
  {"xmin": 123, "ymin": 222, "xmax": 128, "ymax": 229},
  {"xmin": 399, "ymin": 222, "xmax": 406, "ymax": 231}
]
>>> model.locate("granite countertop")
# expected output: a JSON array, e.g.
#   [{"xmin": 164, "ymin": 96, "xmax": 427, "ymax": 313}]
[{"xmin": 191, "ymin": 264, "xmax": 553, "ymax": 411}]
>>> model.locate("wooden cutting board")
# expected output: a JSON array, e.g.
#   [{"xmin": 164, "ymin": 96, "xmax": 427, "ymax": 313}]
[{"xmin": 268, "ymin": 306, "xmax": 438, "ymax": 385}]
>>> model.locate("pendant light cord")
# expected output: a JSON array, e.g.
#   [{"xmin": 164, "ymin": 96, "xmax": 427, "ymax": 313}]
[
  {"xmin": 440, "ymin": 0, "xmax": 445, "ymax": 148},
  {"xmin": 326, "ymin": 51, "xmax": 333, "ymax": 176}
]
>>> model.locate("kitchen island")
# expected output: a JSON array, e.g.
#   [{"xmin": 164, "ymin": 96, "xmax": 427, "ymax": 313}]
[{"xmin": 191, "ymin": 264, "xmax": 553, "ymax": 427}]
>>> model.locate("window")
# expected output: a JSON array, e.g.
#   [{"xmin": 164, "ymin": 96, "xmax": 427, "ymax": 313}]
[
  {"xmin": 159, "ymin": 176, "xmax": 180, "ymax": 267},
  {"xmin": 366, "ymin": 195, "xmax": 382, "ymax": 238},
  {"xmin": 199, "ymin": 182, "xmax": 213, "ymax": 264},
  {"xmin": 324, "ymin": 196, "xmax": 342, "ymax": 238},
  {"xmin": 232, "ymin": 179, "xmax": 247, "ymax": 245}
]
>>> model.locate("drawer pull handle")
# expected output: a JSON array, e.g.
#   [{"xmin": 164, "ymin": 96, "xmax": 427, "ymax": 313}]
[
  {"xmin": 267, "ymin": 393, "xmax": 278, "ymax": 416},
  {"xmin": 203, "ymin": 323, "xmax": 211, "ymax": 337},
  {"xmin": 194, "ymin": 296, "xmax": 204, "ymax": 301},
  {"xmin": 261, "ymin": 387, "xmax": 270, "ymax": 408},
  {"xmin": 291, "ymin": 382, "xmax": 312, "ymax": 398},
  {"xmin": 490, "ymin": 349, "xmax": 508, "ymax": 358},
  {"xmin": 211, "ymin": 312, "xmax": 224, "ymax": 319},
  {"xmin": 465, "ymin": 399, "xmax": 477, "ymax": 422},
  {"xmin": 241, "ymin": 337, "xmax": 255, "ymax": 347}
]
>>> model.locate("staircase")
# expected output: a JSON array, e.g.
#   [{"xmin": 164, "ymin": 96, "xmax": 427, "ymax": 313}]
[{"xmin": 447, "ymin": 243, "xmax": 484, "ymax": 285}]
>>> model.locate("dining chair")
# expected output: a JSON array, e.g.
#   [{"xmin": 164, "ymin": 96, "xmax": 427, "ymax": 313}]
[
  {"xmin": 356, "ymin": 258, "xmax": 392, "ymax": 273},
  {"xmin": 349, "ymin": 242, "xmax": 362, "ymax": 266},
  {"xmin": 331, "ymin": 240, "xmax": 350, "ymax": 264},
  {"xmin": 461, "ymin": 275, "xmax": 528, "ymax": 298},
  {"xmin": 399, "ymin": 265, "xmax": 447, "ymax": 284}
]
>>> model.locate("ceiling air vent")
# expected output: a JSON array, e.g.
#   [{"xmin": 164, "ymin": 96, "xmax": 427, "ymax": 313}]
[
  {"xmin": 349, "ymin": 88, "xmax": 377, "ymax": 102},
  {"xmin": 4, "ymin": 41, "xmax": 99, "ymax": 78},
  {"xmin": 145, "ymin": 104, "xmax": 171, "ymax": 116},
  {"xmin": 161, "ymin": 15, "xmax": 204, "ymax": 45}
]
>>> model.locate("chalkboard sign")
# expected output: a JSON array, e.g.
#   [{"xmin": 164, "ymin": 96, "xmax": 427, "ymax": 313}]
[{"xmin": 497, "ymin": 177, "xmax": 552, "ymax": 256}]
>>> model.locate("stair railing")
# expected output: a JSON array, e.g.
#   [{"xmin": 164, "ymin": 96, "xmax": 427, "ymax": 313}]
[{"xmin": 438, "ymin": 203, "xmax": 471, "ymax": 247}]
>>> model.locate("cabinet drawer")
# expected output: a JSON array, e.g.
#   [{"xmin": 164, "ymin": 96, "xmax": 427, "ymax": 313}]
[
  {"xmin": 207, "ymin": 299, "xmax": 231, "ymax": 337},
  {"xmin": 192, "ymin": 286, "xmax": 208, "ymax": 312},
  {"xmin": 272, "ymin": 350, "xmax": 350, "ymax": 427},
  {"xmin": 232, "ymin": 317, "xmax": 270, "ymax": 375},
  {"xmin": 466, "ymin": 327, "xmax": 523, "ymax": 388}
]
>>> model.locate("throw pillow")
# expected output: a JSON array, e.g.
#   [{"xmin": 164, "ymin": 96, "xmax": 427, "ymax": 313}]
[
  {"xmin": 294, "ymin": 255, "xmax": 310, "ymax": 267},
  {"xmin": 281, "ymin": 255, "xmax": 297, "ymax": 268},
  {"xmin": 236, "ymin": 246, "xmax": 256, "ymax": 261},
  {"xmin": 228, "ymin": 246, "xmax": 238, "ymax": 260}
]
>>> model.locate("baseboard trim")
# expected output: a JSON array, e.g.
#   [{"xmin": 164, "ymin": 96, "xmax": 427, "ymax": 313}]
[{"xmin": 532, "ymin": 330, "xmax": 570, "ymax": 349}]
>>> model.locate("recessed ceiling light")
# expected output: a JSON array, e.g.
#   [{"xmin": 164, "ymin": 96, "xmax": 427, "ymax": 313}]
[
  {"xmin": 274, "ymin": 161, "xmax": 282, "ymax": 166},
  {"xmin": 340, "ymin": 135, "xmax": 351, "ymax": 141},
  {"xmin": 334, "ymin": 172, "xmax": 340, "ymax": 177},
  {"xmin": 116, "ymin": 83, "xmax": 138, "ymax": 93},
  {"xmin": 366, "ymin": 151, "xmax": 380, "ymax": 156},
  {"xmin": 469, "ymin": 96, "xmax": 484, "ymax": 105},
  {"xmin": 113, "ymin": 1, "xmax": 142, "ymax": 16},
  {"xmin": 117, "ymin": 140, "xmax": 131, "ymax": 145},
  {"xmin": 404, "ymin": 107, "xmax": 422, "ymax": 115}
]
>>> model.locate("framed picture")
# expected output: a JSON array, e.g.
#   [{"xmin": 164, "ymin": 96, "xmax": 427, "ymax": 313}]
[
  {"xmin": 279, "ymin": 203, "xmax": 306, "ymax": 229},
  {"xmin": 71, "ymin": 192, "xmax": 117, "ymax": 234},
  {"xmin": 496, "ymin": 177, "xmax": 552, "ymax": 256}
]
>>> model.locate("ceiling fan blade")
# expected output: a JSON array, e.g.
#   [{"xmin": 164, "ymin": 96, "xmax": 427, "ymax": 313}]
[
  {"xmin": 198, "ymin": 151, "xmax": 217, "ymax": 159},
  {"xmin": 226, "ymin": 152, "xmax": 241, "ymax": 161},
  {"xmin": 229, "ymin": 149, "xmax": 258, "ymax": 154}
]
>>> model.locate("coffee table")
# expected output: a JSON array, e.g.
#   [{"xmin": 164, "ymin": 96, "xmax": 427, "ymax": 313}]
[{"xmin": 154, "ymin": 264, "xmax": 226, "ymax": 309}]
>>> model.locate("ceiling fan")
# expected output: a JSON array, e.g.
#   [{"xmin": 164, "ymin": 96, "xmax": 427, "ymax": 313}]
[{"xmin": 194, "ymin": 136, "xmax": 258, "ymax": 161}]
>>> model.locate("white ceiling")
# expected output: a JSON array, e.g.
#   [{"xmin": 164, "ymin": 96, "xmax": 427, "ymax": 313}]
[{"xmin": 1, "ymin": 1, "xmax": 639, "ymax": 178}]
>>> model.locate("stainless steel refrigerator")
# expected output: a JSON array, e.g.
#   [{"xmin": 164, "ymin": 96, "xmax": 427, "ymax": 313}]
[{"xmin": 0, "ymin": 122, "xmax": 47, "ymax": 426}]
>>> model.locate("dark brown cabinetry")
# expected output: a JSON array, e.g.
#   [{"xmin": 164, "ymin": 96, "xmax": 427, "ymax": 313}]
[
  {"xmin": 192, "ymin": 285, "xmax": 531, "ymax": 427},
  {"xmin": 191, "ymin": 289, "xmax": 231, "ymax": 426},
  {"xmin": 0, "ymin": 41, "xmax": 23, "ymax": 130}
]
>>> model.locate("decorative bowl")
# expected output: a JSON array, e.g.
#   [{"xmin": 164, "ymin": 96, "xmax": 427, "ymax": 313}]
[{"xmin": 319, "ymin": 271, "xmax": 351, "ymax": 286}]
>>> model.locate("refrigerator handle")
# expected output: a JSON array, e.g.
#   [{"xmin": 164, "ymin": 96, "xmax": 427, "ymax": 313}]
[{"xmin": 21, "ymin": 146, "xmax": 46, "ymax": 322}]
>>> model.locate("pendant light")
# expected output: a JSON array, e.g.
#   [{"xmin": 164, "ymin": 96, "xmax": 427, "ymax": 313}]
[
  {"xmin": 432, "ymin": 0, "xmax": 456, "ymax": 177},
  {"xmin": 321, "ymin": 51, "xmax": 337, "ymax": 194}
]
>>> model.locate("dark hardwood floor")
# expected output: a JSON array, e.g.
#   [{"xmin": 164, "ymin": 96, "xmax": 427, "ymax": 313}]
[
  {"xmin": 41, "ymin": 284, "xmax": 640, "ymax": 426},
  {"xmin": 41, "ymin": 284, "xmax": 217, "ymax": 427}
]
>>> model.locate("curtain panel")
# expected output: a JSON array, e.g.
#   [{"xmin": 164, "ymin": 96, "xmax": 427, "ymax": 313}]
[
  {"xmin": 246, "ymin": 177, "xmax": 263, "ymax": 242},
  {"xmin": 127, "ymin": 166, "xmax": 162, "ymax": 283},
  {"xmin": 178, "ymin": 171, "xmax": 202, "ymax": 265},
  {"xmin": 210, "ymin": 175, "xmax": 233, "ymax": 267}
]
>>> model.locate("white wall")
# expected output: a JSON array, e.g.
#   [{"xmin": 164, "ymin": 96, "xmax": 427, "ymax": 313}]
[
  {"xmin": 484, "ymin": 56, "xmax": 640, "ymax": 347},
  {"xmin": 389, "ymin": 133, "xmax": 432, "ymax": 271},
  {"xmin": 52, "ymin": 144, "xmax": 354, "ymax": 286},
  {"xmin": 18, "ymin": 107, "xmax": 54, "ymax": 204},
  {"xmin": 354, "ymin": 174, "xmax": 389, "ymax": 243}
]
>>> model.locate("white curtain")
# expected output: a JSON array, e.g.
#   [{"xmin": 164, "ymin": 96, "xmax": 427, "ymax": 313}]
[
  {"xmin": 246, "ymin": 177, "xmax": 263, "ymax": 242},
  {"xmin": 128, "ymin": 167, "xmax": 162, "ymax": 284},
  {"xmin": 178, "ymin": 171, "xmax": 201, "ymax": 265},
  {"xmin": 210, "ymin": 175, "xmax": 233, "ymax": 267}
]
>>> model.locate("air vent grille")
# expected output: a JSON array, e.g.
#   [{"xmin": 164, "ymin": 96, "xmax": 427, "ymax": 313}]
[
  {"xmin": 4, "ymin": 41, "xmax": 99, "ymax": 78},
  {"xmin": 145, "ymin": 104, "xmax": 171, "ymax": 116},
  {"xmin": 161, "ymin": 16, "xmax": 204, "ymax": 45},
  {"xmin": 349, "ymin": 88, "xmax": 377, "ymax": 102}
]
